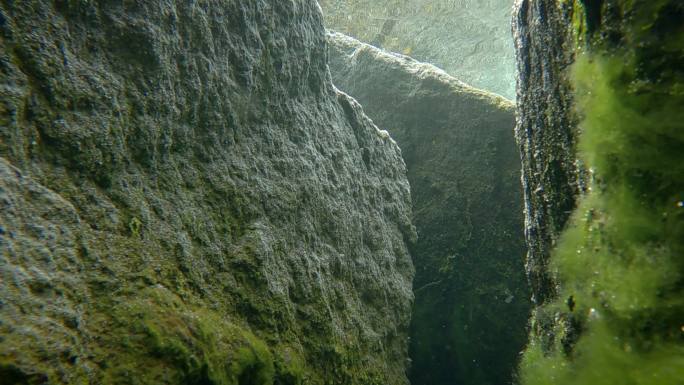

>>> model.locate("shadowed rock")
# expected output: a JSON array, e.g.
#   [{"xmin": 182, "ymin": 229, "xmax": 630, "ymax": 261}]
[
  {"xmin": 513, "ymin": 0, "xmax": 583, "ymax": 309},
  {"xmin": 328, "ymin": 32, "xmax": 530, "ymax": 385}
]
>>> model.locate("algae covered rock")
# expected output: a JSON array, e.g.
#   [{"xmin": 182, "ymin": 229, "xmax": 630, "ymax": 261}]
[
  {"xmin": 0, "ymin": 1, "xmax": 416, "ymax": 384},
  {"xmin": 328, "ymin": 32, "xmax": 530, "ymax": 385},
  {"xmin": 515, "ymin": 1, "xmax": 684, "ymax": 384},
  {"xmin": 318, "ymin": 0, "xmax": 517, "ymax": 100}
]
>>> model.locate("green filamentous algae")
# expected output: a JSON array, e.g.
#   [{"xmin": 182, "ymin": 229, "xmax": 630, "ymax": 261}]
[{"xmin": 520, "ymin": 1, "xmax": 684, "ymax": 384}]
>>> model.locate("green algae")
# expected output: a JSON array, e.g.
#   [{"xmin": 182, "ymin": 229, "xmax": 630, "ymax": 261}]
[
  {"xmin": 128, "ymin": 217, "xmax": 143, "ymax": 238},
  {"xmin": 96, "ymin": 286, "xmax": 307, "ymax": 385},
  {"xmin": 519, "ymin": 1, "xmax": 684, "ymax": 384},
  {"xmin": 99, "ymin": 288, "xmax": 263, "ymax": 384}
]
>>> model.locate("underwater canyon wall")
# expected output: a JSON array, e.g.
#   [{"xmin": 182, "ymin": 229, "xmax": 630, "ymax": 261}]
[
  {"xmin": 318, "ymin": 0, "xmax": 517, "ymax": 99},
  {"xmin": 513, "ymin": 0, "xmax": 581, "ymax": 309},
  {"xmin": 0, "ymin": 1, "xmax": 417, "ymax": 384},
  {"xmin": 515, "ymin": 0, "xmax": 684, "ymax": 383},
  {"xmin": 328, "ymin": 32, "xmax": 530, "ymax": 385}
]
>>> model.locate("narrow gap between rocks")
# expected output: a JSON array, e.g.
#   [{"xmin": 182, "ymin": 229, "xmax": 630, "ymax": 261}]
[{"xmin": 318, "ymin": 2, "xmax": 529, "ymax": 385}]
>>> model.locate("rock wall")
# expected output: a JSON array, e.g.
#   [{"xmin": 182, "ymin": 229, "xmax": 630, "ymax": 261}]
[
  {"xmin": 328, "ymin": 32, "xmax": 530, "ymax": 385},
  {"xmin": 513, "ymin": 0, "xmax": 582, "ymax": 307},
  {"xmin": 0, "ymin": 1, "xmax": 416, "ymax": 384},
  {"xmin": 318, "ymin": 0, "xmax": 517, "ymax": 100},
  {"xmin": 515, "ymin": 0, "xmax": 684, "ymax": 384}
]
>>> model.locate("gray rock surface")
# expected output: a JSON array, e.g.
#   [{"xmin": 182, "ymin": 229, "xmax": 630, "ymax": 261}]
[
  {"xmin": 0, "ymin": 1, "xmax": 415, "ymax": 384},
  {"xmin": 328, "ymin": 32, "xmax": 529, "ymax": 385},
  {"xmin": 318, "ymin": 0, "xmax": 516, "ymax": 100}
]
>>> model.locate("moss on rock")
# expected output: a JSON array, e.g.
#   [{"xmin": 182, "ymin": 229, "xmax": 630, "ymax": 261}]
[
  {"xmin": 0, "ymin": 1, "xmax": 415, "ymax": 383},
  {"xmin": 518, "ymin": 1, "xmax": 684, "ymax": 383}
]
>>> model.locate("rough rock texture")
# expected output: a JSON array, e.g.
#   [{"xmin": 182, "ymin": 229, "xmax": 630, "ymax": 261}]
[
  {"xmin": 318, "ymin": 0, "xmax": 517, "ymax": 100},
  {"xmin": 0, "ymin": 1, "xmax": 416, "ymax": 384},
  {"xmin": 328, "ymin": 32, "xmax": 530, "ymax": 385},
  {"xmin": 513, "ymin": 0, "xmax": 582, "ymax": 307},
  {"xmin": 515, "ymin": 1, "xmax": 684, "ymax": 384}
]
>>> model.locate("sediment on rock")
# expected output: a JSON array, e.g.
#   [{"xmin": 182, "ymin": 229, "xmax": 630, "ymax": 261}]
[{"xmin": 328, "ymin": 32, "xmax": 530, "ymax": 385}]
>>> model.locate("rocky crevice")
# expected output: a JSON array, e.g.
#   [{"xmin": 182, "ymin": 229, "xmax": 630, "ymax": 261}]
[{"xmin": 328, "ymin": 32, "xmax": 530, "ymax": 385}]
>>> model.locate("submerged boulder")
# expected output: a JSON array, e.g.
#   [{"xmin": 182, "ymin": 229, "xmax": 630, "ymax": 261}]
[
  {"xmin": 328, "ymin": 32, "xmax": 530, "ymax": 385},
  {"xmin": 0, "ymin": 1, "xmax": 416, "ymax": 384},
  {"xmin": 515, "ymin": 0, "xmax": 684, "ymax": 384},
  {"xmin": 318, "ymin": 0, "xmax": 517, "ymax": 100}
]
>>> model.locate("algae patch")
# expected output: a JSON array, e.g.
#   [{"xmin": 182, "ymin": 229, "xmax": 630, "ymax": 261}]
[
  {"xmin": 98, "ymin": 286, "xmax": 302, "ymax": 385},
  {"xmin": 519, "ymin": 1, "xmax": 684, "ymax": 384}
]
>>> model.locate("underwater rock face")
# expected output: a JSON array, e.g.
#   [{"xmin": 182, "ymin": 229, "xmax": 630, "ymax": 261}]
[
  {"xmin": 328, "ymin": 32, "xmax": 530, "ymax": 385},
  {"xmin": 0, "ymin": 1, "xmax": 416, "ymax": 384},
  {"xmin": 513, "ymin": 0, "xmax": 581, "ymax": 307},
  {"xmin": 516, "ymin": 0, "xmax": 684, "ymax": 384},
  {"xmin": 318, "ymin": 0, "xmax": 517, "ymax": 100}
]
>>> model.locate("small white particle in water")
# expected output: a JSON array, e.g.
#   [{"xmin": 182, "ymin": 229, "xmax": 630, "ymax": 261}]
[
  {"xmin": 677, "ymin": 201, "xmax": 683, "ymax": 208},
  {"xmin": 588, "ymin": 308, "xmax": 600, "ymax": 320}
]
